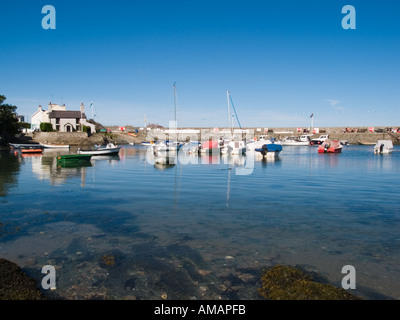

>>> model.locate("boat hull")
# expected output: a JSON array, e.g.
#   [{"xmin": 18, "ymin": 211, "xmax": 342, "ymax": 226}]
[
  {"xmin": 10, "ymin": 143, "xmax": 42, "ymax": 149},
  {"xmin": 21, "ymin": 149, "xmax": 43, "ymax": 154},
  {"xmin": 280, "ymin": 141, "xmax": 310, "ymax": 146},
  {"xmin": 41, "ymin": 143, "xmax": 70, "ymax": 149},
  {"xmin": 77, "ymin": 148, "xmax": 120, "ymax": 155},
  {"xmin": 317, "ymin": 147, "xmax": 342, "ymax": 153},
  {"xmin": 56, "ymin": 154, "xmax": 92, "ymax": 166}
]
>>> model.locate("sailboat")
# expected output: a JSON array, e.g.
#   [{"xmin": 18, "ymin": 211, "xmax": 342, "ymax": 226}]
[
  {"xmin": 220, "ymin": 90, "xmax": 246, "ymax": 155},
  {"xmin": 153, "ymin": 83, "xmax": 181, "ymax": 164}
]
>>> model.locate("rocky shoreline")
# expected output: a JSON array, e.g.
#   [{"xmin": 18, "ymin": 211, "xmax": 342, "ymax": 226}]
[{"xmin": 0, "ymin": 258, "xmax": 46, "ymax": 300}]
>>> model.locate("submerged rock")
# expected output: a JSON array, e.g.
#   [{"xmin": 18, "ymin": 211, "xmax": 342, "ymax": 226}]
[
  {"xmin": 0, "ymin": 258, "xmax": 45, "ymax": 300},
  {"xmin": 258, "ymin": 265, "xmax": 360, "ymax": 300}
]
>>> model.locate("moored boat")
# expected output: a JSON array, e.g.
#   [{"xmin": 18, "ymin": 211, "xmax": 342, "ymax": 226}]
[
  {"xmin": 279, "ymin": 135, "xmax": 311, "ymax": 146},
  {"xmin": 40, "ymin": 143, "xmax": 70, "ymax": 149},
  {"xmin": 77, "ymin": 143, "xmax": 120, "ymax": 155},
  {"xmin": 10, "ymin": 143, "xmax": 42, "ymax": 149},
  {"xmin": 255, "ymin": 143, "xmax": 282, "ymax": 158},
  {"xmin": 318, "ymin": 140, "xmax": 343, "ymax": 153},
  {"xmin": 221, "ymin": 140, "xmax": 246, "ymax": 155},
  {"xmin": 21, "ymin": 148, "xmax": 43, "ymax": 154},
  {"xmin": 141, "ymin": 141, "xmax": 154, "ymax": 146},
  {"xmin": 56, "ymin": 154, "xmax": 92, "ymax": 166},
  {"xmin": 373, "ymin": 140, "xmax": 393, "ymax": 154},
  {"xmin": 310, "ymin": 134, "xmax": 329, "ymax": 146},
  {"xmin": 199, "ymin": 140, "xmax": 221, "ymax": 155}
]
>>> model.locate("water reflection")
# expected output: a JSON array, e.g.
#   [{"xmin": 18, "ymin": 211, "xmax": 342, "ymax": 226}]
[
  {"xmin": 28, "ymin": 153, "xmax": 91, "ymax": 186},
  {"xmin": 0, "ymin": 151, "xmax": 21, "ymax": 196}
]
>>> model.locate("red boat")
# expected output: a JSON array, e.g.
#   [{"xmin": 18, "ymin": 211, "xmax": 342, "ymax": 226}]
[
  {"xmin": 21, "ymin": 148, "xmax": 43, "ymax": 154},
  {"xmin": 200, "ymin": 140, "xmax": 221, "ymax": 154},
  {"xmin": 318, "ymin": 140, "xmax": 343, "ymax": 153}
]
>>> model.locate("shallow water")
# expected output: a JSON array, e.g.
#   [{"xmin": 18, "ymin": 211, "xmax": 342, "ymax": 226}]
[{"xmin": 0, "ymin": 144, "xmax": 399, "ymax": 299}]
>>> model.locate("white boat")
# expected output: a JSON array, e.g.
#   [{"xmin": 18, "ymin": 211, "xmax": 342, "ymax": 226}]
[
  {"xmin": 141, "ymin": 141, "xmax": 154, "ymax": 146},
  {"xmin": 77, "ymin": 143, "xmax": 121, "ymax": 155},
  {"xmin": 40, "ymin": 143, "xmax": 70, "ymax": 149},
  {"xmin": 9, "ymin": 143, "xmax": 42, "ymax": 149},
  {"xmin": 152, "ymin": 140, "xmax": 182, "ymax": 152},
  {"xmin": 374, "ymin": 140, "xmax": 393, "ymax": 154},
  {"xmin": 279, "ymin": 135, "xmax": 311, "ymax": 146},
  {"xmin": 220, "ymin": 90, "xmax": 247, "ymax": 155},
  {"xmin": 310, "ymin": 134, "xmax": 329, "ymax": 145},
  {"xmin": 247, "ymin": 136, "xmax": 275, "ymax": 150},
  {"xmin": 221, "ymin": 140, "xmax": 246, "ymax": 155}
]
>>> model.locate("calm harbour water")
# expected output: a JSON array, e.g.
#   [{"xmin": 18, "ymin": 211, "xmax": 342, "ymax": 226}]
[{"xmin": 0, "ymin": 144, "xmax": 399, "ymax": 300}]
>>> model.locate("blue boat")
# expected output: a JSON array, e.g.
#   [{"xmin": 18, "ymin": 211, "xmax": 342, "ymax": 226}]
[{"xmin": 255, "ymin": 143, "xmax": 282, "ymax": 158}]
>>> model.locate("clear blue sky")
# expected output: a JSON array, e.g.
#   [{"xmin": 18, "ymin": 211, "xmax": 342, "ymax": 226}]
[{"xmin": 1, "ymin": 0, "xmax": 399, "ymax": 128}]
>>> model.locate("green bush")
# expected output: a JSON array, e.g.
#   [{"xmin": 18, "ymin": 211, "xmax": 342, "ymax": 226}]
[
  {"xmin": 19, "ymin": 122, "xmax": 31, "ymax": 129},
  {"xmin": 40, "ymin": 122, "xmax": 54, "ymax": 132}
]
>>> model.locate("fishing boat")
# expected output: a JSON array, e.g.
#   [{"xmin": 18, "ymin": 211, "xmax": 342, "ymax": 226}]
[
  {"xmin": 220, "ymin": 90, "xmax": 247, "ymax": 155},
  {"xmin": 358, "ymin": 141, "xmax": 376, "ymax": 145},
  {"xmin": 151, "ymin": 140, "xmax": 182, "ymax": 152},
  {"xmin": 56, "ymin": 154, "xmax": 92, "ymax": 167},
  {"xmin": 141, "ymin": 141, "xmax": 154, "ymax": 146},
  {"xmin": 199, "ymin": 140, "xmax": 221, "ymax": 154},
  {"xmin": 279, "ymin": 135, "xmax": 311, "ymax": 146},
  {"xmin": 40, "ymin": 143, "xmax": 70, "ymax": 149},
  {"xmin": 77, "ymin": 143, "xmax": 120, "ymax": 155},
  {"xmin": 246, "ymin": 135, "xmax": 271, "ymax": 150},
  {"xmin": 21, "ymin": 147, "xmax": 43, "ymax": 154},
  {"xmin": 374, "ymin": 140, "xmax": 393, "ymax": 154},
  {"xmin": 221, "ymin": 140, "xmax": 246, "ymax": 155},
  {"xmin": 310, "ymin": 134, "xmax": 329, "ymax": 146},
  {"xmin": 255, "ymin": 143, "xmax": 282, "ymax": 158},
  {"xmin": 9, "ymin": 143, "xmax": 42, "ymax": 149},
  {"xmin": 318, "ymin": 140, "xmax": 343, "ymax": 153}
]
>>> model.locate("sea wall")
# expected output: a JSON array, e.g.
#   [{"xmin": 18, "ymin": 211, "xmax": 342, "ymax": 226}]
[
  {"xmin": 140, "ymin": 126, "xmax": 400, "ymax": 145},
  {"xmin": 23, "ymin": 126, "xmax": 400, "ymax": 145},
  {"xmin": 32, "ymin": 132, "xmax": 106, "ymax": 146}
]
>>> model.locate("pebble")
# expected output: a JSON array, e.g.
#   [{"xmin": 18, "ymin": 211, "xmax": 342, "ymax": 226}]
[
  {"xmin": 225, "ymin": 255, "xmax": 234, "ymax": 260},
  {"xmin": 198, "ymin": 269, "xmax": 212, "ymax": 276}
]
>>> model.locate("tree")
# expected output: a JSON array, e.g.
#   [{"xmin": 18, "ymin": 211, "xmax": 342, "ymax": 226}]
[
  {"xmin": 40, "ymin": 122, "xmax": 53, "ymax": 132},
  {"xmin": 0, "ymin": 95, "xmax": 20, "ymax": 143}
]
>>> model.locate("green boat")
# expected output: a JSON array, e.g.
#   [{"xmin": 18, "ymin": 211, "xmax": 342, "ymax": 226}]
[{"xmin": 56, "ymin": 154, "xmax": 92, "ymax": 167}]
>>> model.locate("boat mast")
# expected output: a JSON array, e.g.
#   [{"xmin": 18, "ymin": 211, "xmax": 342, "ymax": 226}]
[
  {"xmin": 173, "ymin": 82, "xmax": 177, "ymax": 126},
  {"xmin": 227, "ymin": 90, "xmax": 232, "ymax": 137}
]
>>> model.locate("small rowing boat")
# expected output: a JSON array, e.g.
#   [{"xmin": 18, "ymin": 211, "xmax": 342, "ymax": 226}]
[
  {"xmin": 40, "ymin": 143, "xmax": 70, "ymax": 149},
  {"xmin": 21, "ymin": 148, "xmax": 43, "ymax": 154},
  {"xmin": 77, "ymin": 143, "xmax": 120, "ymax": 155},
  {"xmin": 56, "ymin": 154, "xmax": 92, "ymax": 166},
  {"xmin": 10, "ymin": 143, "xmax": 42, "ymax": 149}
]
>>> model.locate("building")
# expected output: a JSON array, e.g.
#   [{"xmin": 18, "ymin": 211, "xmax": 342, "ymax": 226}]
[{"xmin": 31, "ymin": 102, "xmax": 96, "ymax": 133}]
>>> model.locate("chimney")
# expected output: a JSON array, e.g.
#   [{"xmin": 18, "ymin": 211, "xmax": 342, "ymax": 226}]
[
  {"xmin": 80, "ymin": 102, "xmax": 85, "ymax": 113},
  {"xmin": 48, "ymin": 102, "xmax": 52, "ymax": 112},
  {"xmin": 38, "ymin": 105, "xmax": 42, "ymax": 111}
]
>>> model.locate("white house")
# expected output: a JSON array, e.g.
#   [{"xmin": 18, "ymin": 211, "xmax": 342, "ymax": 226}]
[{"xmin": 31, "ymin": 102, "xmax": 96, "ymax": 133}]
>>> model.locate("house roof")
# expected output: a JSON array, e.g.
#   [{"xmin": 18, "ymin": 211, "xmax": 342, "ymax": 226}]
[{"xmin": 49, "ymin": 111, "xmax": 87, "ymax": 119}]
